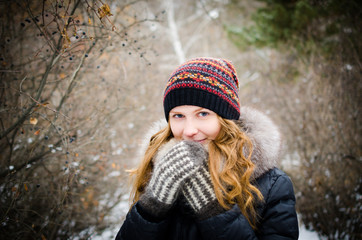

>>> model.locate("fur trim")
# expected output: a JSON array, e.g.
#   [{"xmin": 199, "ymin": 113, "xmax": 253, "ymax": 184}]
[
  {"xmin": 236, "ymin": 106, "xmax": 281, "ymax": 178},
  {"xmin": 138, "ymin": 107, "xmax": 281, "ymax": 178},
  {"xmin": 136, "ymin": 119, "xmax": 168, "ymax": 161}
]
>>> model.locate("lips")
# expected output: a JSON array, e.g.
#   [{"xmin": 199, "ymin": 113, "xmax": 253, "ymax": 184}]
[
  {"xmin": 183, "ymin": 138, "xmax": 205, "ymax": 143},
  {"xmin": 181, "ymin": 137, "xmax": 210, "ymax": 145}
]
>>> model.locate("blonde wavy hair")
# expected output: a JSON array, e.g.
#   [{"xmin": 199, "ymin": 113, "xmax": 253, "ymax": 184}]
[{"xmin": 128, "ymin": 116, "xmax": 263, "ymax": 228}]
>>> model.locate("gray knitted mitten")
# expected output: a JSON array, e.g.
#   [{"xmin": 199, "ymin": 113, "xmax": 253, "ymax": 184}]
[
  {"xmin": 139, "ymin": 140, "xmax": 207, "ymax": 218},
  {"xmin": 182, "ymin": 161, "xmax": 225, "ymax": 220}
]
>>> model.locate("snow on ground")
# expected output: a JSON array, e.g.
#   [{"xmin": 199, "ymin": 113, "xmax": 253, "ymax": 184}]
[
  {"xmin": 91, "ymin": 195, "xmax": 129, "ymax": 240},
  {"xmin": 299, "ymin": 223, "xmax": 320, "ymax": 240}
]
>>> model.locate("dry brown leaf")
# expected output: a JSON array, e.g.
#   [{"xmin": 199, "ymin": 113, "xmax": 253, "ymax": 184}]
[
  {"xmin": 98, "ymin": 4, "xmax": 113, "ymax": 20},
  {"xmin": 62, "ymin": 27, "xmax": 71, "ymax": 49},
  {"xmin": 59, "ymin": 73, "xmax": 66, "ymax": 79},
  {"xmin": 98, "ymin": 212, "xmax": 105, "ymax": 222},
  {"xmin": 30, "ymin": 117, "xmax": 38, "ymax": 125}
]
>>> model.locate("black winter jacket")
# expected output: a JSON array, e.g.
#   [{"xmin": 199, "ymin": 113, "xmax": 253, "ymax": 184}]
[{"xmin": 116, "ymin": 107, "xmax": 299, "ymax": 239}]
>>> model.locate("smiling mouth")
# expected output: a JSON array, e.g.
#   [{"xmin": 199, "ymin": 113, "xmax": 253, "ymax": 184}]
[{"xmin": 182, "ymin": 138, "xmax": 207, "ymax": 143}]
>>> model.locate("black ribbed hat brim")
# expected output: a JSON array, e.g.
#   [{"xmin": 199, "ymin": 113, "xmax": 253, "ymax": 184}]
[{"xmin": 163, "ymin": 88, "xmax": 240, "ymax": 121}]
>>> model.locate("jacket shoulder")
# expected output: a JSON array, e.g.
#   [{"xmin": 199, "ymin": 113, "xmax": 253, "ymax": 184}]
[
  {"xmin": 255, "ymin": 168, "xmax": 299, "ymax": 239},
  {"xmin": 256, "ymin": 168, "xmax": 296, "ymax": 206}
]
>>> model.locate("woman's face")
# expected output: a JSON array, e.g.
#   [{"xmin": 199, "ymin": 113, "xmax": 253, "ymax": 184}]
[{"xmin": 169, "ymin": 105, "xmax": 221, "ymax": 145}]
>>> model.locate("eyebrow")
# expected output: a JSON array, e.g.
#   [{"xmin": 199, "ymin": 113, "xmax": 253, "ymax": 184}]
[
  {"xmin": 170, "ymin": 107, "xmax": 210, "ymax": 115},
  {"xmin": 194, "ymin": 107, "xmax": 211, "ymax": 112}
]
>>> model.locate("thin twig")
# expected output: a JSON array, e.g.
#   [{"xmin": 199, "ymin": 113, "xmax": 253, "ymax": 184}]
[
  {"xmin": 0, "ymin": 35, "xmax": 62, "ymax": 140},
  {"xmin": 55, "ymin": 41, "xmax": 96, "ymax": 117},
  {"xmin": 13, "ymin": 86, "xmax": 71, "ymax": 121},
  {"xmin": 0, "ymin": 139, "xmax": 62, "ymax": 179}
]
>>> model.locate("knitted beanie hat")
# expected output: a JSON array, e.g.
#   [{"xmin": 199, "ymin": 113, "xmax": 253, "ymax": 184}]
[{"xmin": 163, "ymin": 57, "xmax": 240, "ymax": 120}]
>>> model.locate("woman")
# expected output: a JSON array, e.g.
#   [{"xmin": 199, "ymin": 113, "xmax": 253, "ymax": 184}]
[{"xmin": 116, "ymin": 57, "xmax": 299, "ymax": 239}]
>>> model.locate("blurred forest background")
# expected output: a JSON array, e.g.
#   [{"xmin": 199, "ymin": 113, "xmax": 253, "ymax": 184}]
[{"xmin": 0, "ymin": 0, "xmax": 360, "ymax": 239}]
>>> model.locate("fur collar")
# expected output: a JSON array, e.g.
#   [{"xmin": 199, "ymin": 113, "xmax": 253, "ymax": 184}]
[
  {"xmin": 138, "ymin": 106, "xmax": 281, "ymax": 178},
  {"xmin": 236, "ymin": 106, "xmax": 281, "ymax": 178}
]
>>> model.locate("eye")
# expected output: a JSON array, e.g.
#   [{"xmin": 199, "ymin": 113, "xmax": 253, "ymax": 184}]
[
  {"xmin": 171, "ymin": 113, "xmax": 184, "ymax": 119},
  {"xmin": 198, "ymin": 111, "xmax": 209, "ymax": 117}
]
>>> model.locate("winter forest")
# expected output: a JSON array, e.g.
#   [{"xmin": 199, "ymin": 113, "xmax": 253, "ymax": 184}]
[{"xmin": 0, "ymin": 0, "xmax": 360, "ymax": 239}]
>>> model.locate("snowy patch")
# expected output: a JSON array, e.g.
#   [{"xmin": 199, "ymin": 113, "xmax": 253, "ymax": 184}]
[
  {"xmin": 93, "ymin": 155, "xmax": 100, "ymax": 161},
  {"xmin": 299, "ymin": 224, "xmax": 320, "ymax": 240},
  {"xmin": 209, "ymin": 9, "xmax": 219, "ymax": 19},
  {"xmin": 108, "ymin": 171, "xmax": 121, "ymax": 177}
]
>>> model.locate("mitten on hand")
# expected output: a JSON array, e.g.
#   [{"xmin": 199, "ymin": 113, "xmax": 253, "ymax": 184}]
[
  {"xmin": 139, "ymin": 140, "xmax": 208, "ymax": 218},
  {"xmin": 182, "ymin": 161, "xmax": 226, "ymax": 220}
]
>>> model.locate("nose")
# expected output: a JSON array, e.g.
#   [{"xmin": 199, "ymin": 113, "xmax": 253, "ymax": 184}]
[{"xmin": 183, "ymin": 119, "xmax": 198, "ymax": 138}]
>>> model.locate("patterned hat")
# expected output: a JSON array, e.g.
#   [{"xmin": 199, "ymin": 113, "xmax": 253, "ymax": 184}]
[{"xmin": 163, "ymin": 57, "xmax": 240, "ymax": 120}]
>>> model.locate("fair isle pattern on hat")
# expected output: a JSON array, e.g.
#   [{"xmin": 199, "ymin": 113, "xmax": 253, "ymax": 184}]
[{"xmin": 163, "ymin": 57, "xmax": 240, "ymax": 120}]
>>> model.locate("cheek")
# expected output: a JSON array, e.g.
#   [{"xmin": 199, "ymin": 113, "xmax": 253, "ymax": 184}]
[
  {"xmin": 170, "ymin": 122, "xmax": 182, "ymax": 139},
  {"xmin": 208, "ymin": 120, "xmax": 221, "ymax": 139}
]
